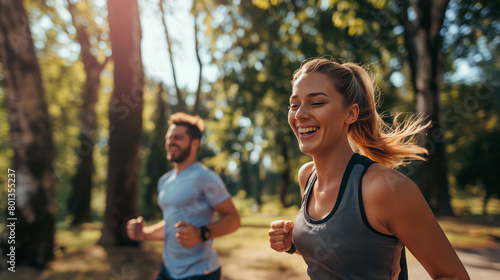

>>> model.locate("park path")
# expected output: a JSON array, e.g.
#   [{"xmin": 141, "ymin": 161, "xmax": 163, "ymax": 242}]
[
  {"xmin": 407, "ymin": 246, "xmax": 500, "ymax": 279},
  {"xmin": 219, "ymin": 245, "xmax": 500, "ymax": 279}
]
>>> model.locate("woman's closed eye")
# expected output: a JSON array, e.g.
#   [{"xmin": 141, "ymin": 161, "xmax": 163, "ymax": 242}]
[
  {"xmin": 288, "ymin": 101, "xmax": 325, "ymax": 109},
  {"xmin": 311, "ymin": 102, "xmax": 325, "ymax": 106}
]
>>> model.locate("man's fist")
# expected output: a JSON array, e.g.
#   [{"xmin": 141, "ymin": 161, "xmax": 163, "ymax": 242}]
[
  {"xmin": 175, "ymin": 221, "xmax": 202, "ymax": 248},
  {"xmin": 127, "ymin": 216, "xmax": 145, "ymax": 241},
  {"xmin": 268, "ymin": 220, "xmax": 294, "ymax": 252}
]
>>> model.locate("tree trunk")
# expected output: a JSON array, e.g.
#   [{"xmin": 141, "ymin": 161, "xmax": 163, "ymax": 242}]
[
  {"xmin": 66, "ymin": 0, "xmax": 109, "ymax": 226},
  {"xmin": 143, "ymin": 83, "xmax": 168, "ymax": 221},
  {"xmin": 239, "ymin": 159, "xmax": 253, "ymax": 198},
  {"xmin": 279, "ymin": 144, "xmax": 290, "ymax": 207},
  {"xmin": 99, "ymin": 0, "xmax": 144, "ymax": 246},
  {"xmin": 253, "ymin": 162, "xmax": 263, "ymax": 205},
  {"xmin": 400, "ymin": 0, "xmax": 454, "ymax": 215},
  {"xmin": 0, "ymin": 0, "xmax": 56, "ymax": 268}
]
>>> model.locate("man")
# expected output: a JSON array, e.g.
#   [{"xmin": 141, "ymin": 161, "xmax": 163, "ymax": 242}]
[{"xmin": 127, "ymin": 113, "xmax": 240, "ymax": 280}]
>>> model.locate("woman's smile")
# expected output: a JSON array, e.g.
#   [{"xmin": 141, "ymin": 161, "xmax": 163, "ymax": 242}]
[{"xmin": 297, "ymin": 127, "xmax": 320, "ymax": 140}]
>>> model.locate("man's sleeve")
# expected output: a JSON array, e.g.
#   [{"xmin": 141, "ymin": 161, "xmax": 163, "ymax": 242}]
[{"xmin": 201, "ymin": 172, "xmax": 231, "ymax": 207}]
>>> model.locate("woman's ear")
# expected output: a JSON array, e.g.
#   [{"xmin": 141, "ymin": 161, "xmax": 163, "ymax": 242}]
[{"xmin": 345, "ymin": 104, "xmax": 359, "ymax": 125}]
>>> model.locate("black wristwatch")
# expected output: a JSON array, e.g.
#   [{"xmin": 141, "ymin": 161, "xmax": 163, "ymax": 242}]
[
  {"xmin": 200, "ymin": 226, "xmax": 211, "ymax": 242},
  {"xmin": 285, "ymin": 243, "xmax": 296, "ymax": 254}
]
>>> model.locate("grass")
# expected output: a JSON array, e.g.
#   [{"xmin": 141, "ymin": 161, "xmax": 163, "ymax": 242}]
[{"xmin": 440, "ymin": 215, "xmax": 500, "ymax": 249}]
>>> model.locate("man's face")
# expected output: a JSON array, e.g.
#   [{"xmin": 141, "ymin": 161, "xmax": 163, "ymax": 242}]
[{"xmin": 165, "ymin": 125, "xmax": 192, "ymax": 163}]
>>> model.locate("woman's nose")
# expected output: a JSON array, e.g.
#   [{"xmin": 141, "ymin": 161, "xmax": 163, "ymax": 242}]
[{"xmin": 294, "ymin": 106, "xmax": 310, "ymax": 120}]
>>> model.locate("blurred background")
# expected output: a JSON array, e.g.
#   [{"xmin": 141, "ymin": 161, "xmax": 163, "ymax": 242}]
[{"xmin": 0, "ymin": 0, "xmax": 499, "ymax": 279}]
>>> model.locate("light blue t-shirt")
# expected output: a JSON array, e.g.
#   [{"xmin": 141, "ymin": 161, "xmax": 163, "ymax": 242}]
[{"xmin": 157, "ymin": 162, "xmax": 230, "ymax": 279}]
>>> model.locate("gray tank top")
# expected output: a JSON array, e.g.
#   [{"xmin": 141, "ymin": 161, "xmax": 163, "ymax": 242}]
[{"xmin": 293, "ymin": 153, "xmax": 408, "ymax": 280}]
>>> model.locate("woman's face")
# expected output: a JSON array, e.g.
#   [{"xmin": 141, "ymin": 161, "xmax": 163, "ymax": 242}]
[{"xmin": 288, "ymin": 72, "xmax": 355, "ymax": 155}]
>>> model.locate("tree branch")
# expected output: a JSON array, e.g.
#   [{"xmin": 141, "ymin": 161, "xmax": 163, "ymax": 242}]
[
  {"xmin": 430, "ymin": 0, "xmax": 450, "ymax": 47},
  {"xmin": 159, "ymin": 0, "xmax": 186, "ymax": 112},
  {"xmin": 398, "ymin": 0, "xmax": 418, "ymax": 89},
  {"xmin": 66, "ymin": 0, "xmax": 95, "ymax": 67},
  {"xmin": 192, "ymin": 1, "xmax": 203, "ymax": 116}
]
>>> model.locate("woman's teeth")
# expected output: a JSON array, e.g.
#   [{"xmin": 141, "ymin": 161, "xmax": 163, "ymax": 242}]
[{"xmin": 298, "ymin": 127, "xmax": 319, "ymax": 134}]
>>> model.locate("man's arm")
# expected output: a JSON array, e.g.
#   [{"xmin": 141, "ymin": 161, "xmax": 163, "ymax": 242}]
[
  {"xmin": 127, "ymin": 216, "xmax": 165, "ymax": 241},
  {"xmin": 175, "ymin": 198, "xmax": 240, "ymax": 248},
  {"xmin": 206, "ymin": 197, "xmax": 241, "ymax": 238}
]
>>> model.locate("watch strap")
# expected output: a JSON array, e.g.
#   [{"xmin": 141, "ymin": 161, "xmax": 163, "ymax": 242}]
[
  {"xmin": 200, "ymin": 226, "xmax": 210, "ymax": 242},
  {"xmin": 285, "ymin": 243, "xmax": 296, "ymax": 254}
]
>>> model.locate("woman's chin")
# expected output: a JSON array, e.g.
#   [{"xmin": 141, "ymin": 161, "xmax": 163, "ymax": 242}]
[{"xmin": 299, "ymin": 144, "xmax": 316, "ymax": 155}]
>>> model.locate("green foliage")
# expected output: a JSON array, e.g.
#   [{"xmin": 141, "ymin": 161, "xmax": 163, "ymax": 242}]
[
  {"xmin": 441, "ymin": 75, "xmax": 500, "ymax": 211},
  {"xmin": 442, "ymin": 0, "xmax": 500, "ymax": 66},
  {"xmin": 228, "ymin": 190, "xmax": 301, "ymax": 222},
  {"xmin": 443, "ymin": 82, "xmax": 499, "ymax": 176}
]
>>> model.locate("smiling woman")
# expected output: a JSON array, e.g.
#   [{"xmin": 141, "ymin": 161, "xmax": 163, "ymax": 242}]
[
  {"xmin": 290, "ymin": 58, "xmax": 429, "ymax": 168},
  {"xmin": 269, "ymin": 57, "xmax": 471, "ymax": 280}
]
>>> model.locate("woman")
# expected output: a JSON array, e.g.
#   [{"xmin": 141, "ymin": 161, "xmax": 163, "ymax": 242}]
[{"xmin": 268, "ymin": 57, "xmax": 469, "ymax": 279}]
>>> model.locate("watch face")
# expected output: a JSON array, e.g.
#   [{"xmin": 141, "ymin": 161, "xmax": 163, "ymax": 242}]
[{"xmin": 201, "ymin": 226, "xmax": 211, "ymax": 241}]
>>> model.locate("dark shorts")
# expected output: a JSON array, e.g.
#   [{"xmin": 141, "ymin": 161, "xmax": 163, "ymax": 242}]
[{"xmin": 156, "ymin": 265, "xmax": 221, "ymax": 280}]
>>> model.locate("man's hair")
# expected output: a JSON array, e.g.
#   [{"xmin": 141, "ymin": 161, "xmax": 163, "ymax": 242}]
[{"xmin": 168, "ymin": 113, "xmax": 204, "ymax": 140}]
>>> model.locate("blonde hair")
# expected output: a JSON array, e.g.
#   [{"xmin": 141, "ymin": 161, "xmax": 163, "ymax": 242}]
[{"xmin": 292, "ymin": 57, "xmax": 429, "ymax": 168}]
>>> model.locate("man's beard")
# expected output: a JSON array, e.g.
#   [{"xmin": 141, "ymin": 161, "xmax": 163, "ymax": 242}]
[{"xmin": 168, "ymin": 144, "xmax": 191, "ymax": 163}]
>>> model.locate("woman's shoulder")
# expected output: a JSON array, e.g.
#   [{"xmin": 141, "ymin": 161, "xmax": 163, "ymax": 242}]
[
  {"xmin": 362, "ymin": 163, "xmax": 421, "ymax": 205},
  {"xmin": 298, "ymin": 161, "xmax": 315, "ymax": 194},
  {"xmin": 362, "ymin": 163, "xmax": 429, "ymax": 235},
  {"xmin": 298, "ymin": 162, "xmax": 315, "ymax": 183}
]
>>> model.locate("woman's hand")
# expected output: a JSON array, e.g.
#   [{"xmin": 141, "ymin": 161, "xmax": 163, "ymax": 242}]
[{"xmin": 268, "ymin": 220, "xmax": 294, "ymax": 252}]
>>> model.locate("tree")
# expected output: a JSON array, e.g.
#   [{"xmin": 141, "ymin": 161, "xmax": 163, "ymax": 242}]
[
  {"xmin": 399, "ymin": 0, "xmax": 454, "ymax": 215},
  {"xmin": 159, "ymin": 0, "xmax": 186, "ymax": 112},
  {"xmin": 0, "ymin": 0, "xmax": 56, "ymax": 267},
  {"xmin": 443, "ymin": 80, "xmax": 500, "ymax": 215},
  {"xmin": 142, "ymin": 83, "xmax": 169, "ymax": 220},
  {"xmin": 66, "ymin": 0, "xmax": 110, "ymax": 226},
  {"xmin": 99, "ymin": 0, "xmax": 144, "ymax": 246}
]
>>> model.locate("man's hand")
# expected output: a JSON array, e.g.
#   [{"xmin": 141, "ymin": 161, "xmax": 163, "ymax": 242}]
[
  {"xmin": 268, "ymin": 220, "xmax": 294, "ymax": 252},
  {"xmin": 175, "ymin": 221, "xmax": 202, "ymax": 248},
  {"xmin": 127, "ymin": 216, "xmax": 145, "ymax": 241}
]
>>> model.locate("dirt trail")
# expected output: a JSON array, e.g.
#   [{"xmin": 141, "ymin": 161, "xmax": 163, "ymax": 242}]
[
  {"xmin": 406, "ymin": 246, "xmax": 500, "ymax": 279},
  {"xmin": 219, "ymin": 246, "xmax": 500, "ymax": 279}
]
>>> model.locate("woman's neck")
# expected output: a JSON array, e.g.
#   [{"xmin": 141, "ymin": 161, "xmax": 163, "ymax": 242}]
[{"xmin": 312, "ymin": 141, "xmax": 354, "ymax": 188}]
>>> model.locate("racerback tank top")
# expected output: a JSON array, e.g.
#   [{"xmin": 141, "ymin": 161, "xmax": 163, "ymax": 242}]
[{"xmin": 293, "ymin": 153, "xmax": 408, "ymax": 279}]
